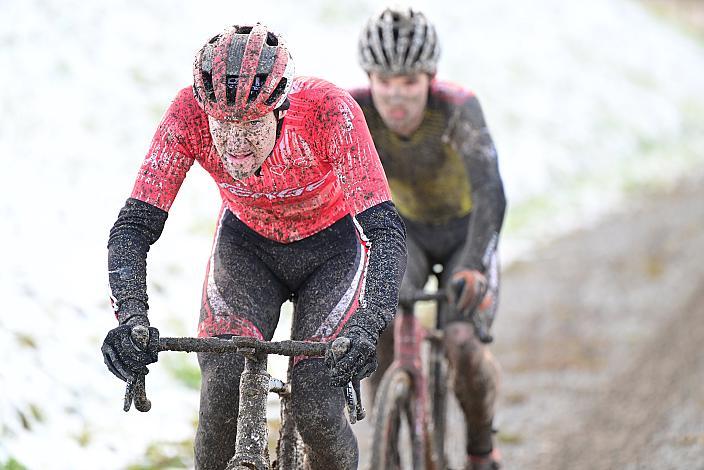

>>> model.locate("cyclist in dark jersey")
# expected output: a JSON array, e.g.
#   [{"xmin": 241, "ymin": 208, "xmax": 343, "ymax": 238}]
[
  {"xmin": 351, "ymin": 8, "xmax": 506, "ymax": 470},
  {"xmin": 100, "ymin": 23, "xmax": 406, "ymax": 470}
]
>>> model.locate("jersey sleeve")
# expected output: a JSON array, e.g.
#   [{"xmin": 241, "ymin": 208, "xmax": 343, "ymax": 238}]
[
  {"xmin": 130, "ymin": 88, "xmax": 201, "ymax": 211},
  {"xmin": 316, "ymin": 89, "xmax": 392, "ymax": 216},
  {"xmin": 450, "ymin": 94, "xmax": 506, "ymax": 271}
]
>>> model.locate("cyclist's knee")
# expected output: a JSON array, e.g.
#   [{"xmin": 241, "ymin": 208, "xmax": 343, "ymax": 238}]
[
  {"xmin": 293, "ymin": 398, "xmax": 345, "ymax": 443},
  {"xmin": 291, "ymin": 360, "xmax": 347, "ymax": 442},
  {"xmin": 445, "ymin": 322, "xmax": 484, "ymax": 365}
]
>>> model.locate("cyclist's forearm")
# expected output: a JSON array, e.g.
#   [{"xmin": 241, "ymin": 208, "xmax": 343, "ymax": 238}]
[
  {"xmin": 351, "ymin": 201, "xmax": 407, "ymax": 335},
  {"xmin": 461, "ymin": 175, "xmax": 506, "ymax": 271},
  {"xmin": 107, "ymin": 198, "xmax": 168, "ymax": 324}
]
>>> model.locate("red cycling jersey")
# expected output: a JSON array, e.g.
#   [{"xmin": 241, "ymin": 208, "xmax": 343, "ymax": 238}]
[{"xmin": 131, "ymin": 76, "xmax": 391, "ymax": 243}]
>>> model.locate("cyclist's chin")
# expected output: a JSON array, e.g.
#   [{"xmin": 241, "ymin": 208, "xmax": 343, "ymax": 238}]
[{"xmin": 223, "ymin": 159, "xmax": 259, "ymax": 180}]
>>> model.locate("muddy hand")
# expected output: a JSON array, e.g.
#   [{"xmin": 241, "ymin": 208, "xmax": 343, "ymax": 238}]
[{"xmin": 325, "ymin": 326, "xmax": 378, "ymax": 387}]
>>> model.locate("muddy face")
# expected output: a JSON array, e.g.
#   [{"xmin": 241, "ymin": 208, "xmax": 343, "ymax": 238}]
[
  {"xmin": 208, "ymin": 112, "xmax": 278, "ymax": 180},
  {"xmin": 369, "ymin": 72, "xmax": 431, "ymax": 137}
]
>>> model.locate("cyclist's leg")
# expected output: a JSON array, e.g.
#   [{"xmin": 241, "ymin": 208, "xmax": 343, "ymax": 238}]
[
  {"xmin": 194, "ymin": 210, "xmax": 290, "ymax": 470},
  {"xmin": 285, "ymin": 216, "xmax": 375, "ymax": 470},
  {"xmin": 442, "ymin": 251, "xmax": 501, "ymax": 459},
  {"xmin": 367, "ymin": 231, "xmax": 429, "ymax": 404},
  {"xmin": 291, "ymin": 359, "xmax": 355, "ymax": 469}
]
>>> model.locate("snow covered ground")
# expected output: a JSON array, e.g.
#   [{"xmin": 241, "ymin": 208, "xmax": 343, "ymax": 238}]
[{"xmin": 0, "ymin": 0, "xmax": 702, "ymax": 468}]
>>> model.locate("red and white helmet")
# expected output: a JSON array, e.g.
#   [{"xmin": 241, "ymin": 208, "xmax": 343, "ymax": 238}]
[{"xmin": 193, "ymin": 23, "xmax": 295, "ymax": 122}]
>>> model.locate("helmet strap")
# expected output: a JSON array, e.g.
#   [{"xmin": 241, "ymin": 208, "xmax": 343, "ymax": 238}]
[{"xmin": 274, "ymin": 98, "xmax": 290, "ymax": 140}]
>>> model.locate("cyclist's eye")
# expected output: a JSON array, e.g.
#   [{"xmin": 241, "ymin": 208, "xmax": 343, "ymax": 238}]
[{"xmin": 239, "ymin": 120, "xmax": 261, "ymax": 131}]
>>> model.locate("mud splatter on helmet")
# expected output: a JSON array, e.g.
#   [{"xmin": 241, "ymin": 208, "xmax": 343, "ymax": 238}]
[
  {"xmin": 358, "ymin": 7, "xmax": 440, "ymax": 75},
  {"xmin": 193, "ymin": 23, "xmax": 294, "ymax": 122}
]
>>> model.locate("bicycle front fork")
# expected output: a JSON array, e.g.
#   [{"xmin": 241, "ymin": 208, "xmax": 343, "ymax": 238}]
[
  {"xmin": 229, "ymin": 348, "xmax": 270, "ymax": 470},
  {"xmin": 395, "ymin": 309, "xmax": 446, "ymax": 469}
]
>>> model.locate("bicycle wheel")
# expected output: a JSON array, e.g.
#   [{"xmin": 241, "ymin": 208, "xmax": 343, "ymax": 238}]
[
  {"xmin": 274, "ymin": 358, "xmax": 308, "ymax": 470},
  {"xmin": 274, "ymin": 394, "xmax": 308, "ymax": 470},
  {"xmin": 427, "ymin": 336, "xmax": 448, "ymax": 469},
  {"xmin": 369, "ymin": 368, "xmax": 423, "ymax": 470}
]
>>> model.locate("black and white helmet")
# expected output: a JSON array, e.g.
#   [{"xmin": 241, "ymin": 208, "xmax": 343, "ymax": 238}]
[{"xmin": 358, "ymin": 7, "xmax": 440, "ymax": 75}]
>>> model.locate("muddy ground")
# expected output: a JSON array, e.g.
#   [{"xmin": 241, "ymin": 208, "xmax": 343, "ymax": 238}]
[{"xmin": 354, "ymin": 175, "xmax": 704, "ymax": 469}]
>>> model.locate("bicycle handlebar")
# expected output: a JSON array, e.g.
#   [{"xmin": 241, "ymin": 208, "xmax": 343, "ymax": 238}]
[
  {"xmin": 158, "ymin": 336, "xmax": 329, "ymax": 357},
  {"xmin": 399, "ymin": 287, "xmax": 494, "ymax": 344},
  {"xmin": 398, "ymin": 288, "xmax": 449, "ymax": 305},
  {"xmin": 123, "ymin": 330, "xmax": 365, "ymax": 422}
]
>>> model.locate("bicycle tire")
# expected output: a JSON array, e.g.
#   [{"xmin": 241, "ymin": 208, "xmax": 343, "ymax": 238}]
[
  {"xmin": 369, "ymin": 368, "xmax": 423, "ymax": 470},
  {"xmin": 427, "ymin": 338, "xmax": 448, "ymax": 469},
  {"xmin": 273, "ymin": 357, "xmax": 308, "ymax": 470}
]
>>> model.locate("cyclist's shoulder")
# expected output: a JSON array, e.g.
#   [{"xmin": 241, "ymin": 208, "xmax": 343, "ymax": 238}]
[
  {"xmin": 290, "ymin": 76, "xmax": 346, "ymax": 102},
  {"xmin": 289, "ymin": 76, "xmax": 367, "ymax": 136},
  {"xmin": 289, "ymin": 75, "xmax": 329, "ymax": 94},
  {"xmin": 347, "ymin": 85, "xmax": 372, "ymax": 105},
  {"xmin": 430, "ymin": 80, "xmax": 491, "ymax": 130},
  {"xmin": 169, "ymin": 86, "xmax": 203, "ymax": 112},
  {"xmin": 160, "ymin": 86, "xmax": 209, "ymax": 129},
  {"xmin": 430, "ymin": 79, "xmax": 482, "ymax": 111},
  {"xmin": 288, "ymin": 76, "xmax": 361, "ymax": 120}
]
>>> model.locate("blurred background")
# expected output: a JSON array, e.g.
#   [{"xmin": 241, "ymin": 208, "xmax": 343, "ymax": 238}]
[{"xmin": 1, "ymin": 0, "xmax": 702, "ymax": 468}]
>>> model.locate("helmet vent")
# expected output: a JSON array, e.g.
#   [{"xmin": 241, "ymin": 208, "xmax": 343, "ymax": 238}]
[
  {"xmin": 408, "ymin": 25, "xmax": 427, "ymax": 64},
  {"xmin": 248, "ymin": 74, "xmax": 267, "ymax": 103},
  {"xmin": 225, "ymin": 75, "xmax": 238, "ymax": 105},
  {"xmin": 266, "ymin": 32, "xmax": 278, "ymax": 46},
  {"xmin": 375, "ymin": 26, "xmax": 391, "ymax": 66},
  {"xmin": 265, "ymin": 78, "xmax": 288, "ymax": 106},
  {"xmin": 368, "ymin": 47, "xmax": 381, "ymax": 67},
  {"xmin": 202, "ymin": 70, "xmax": 216, "ymax": 102}
]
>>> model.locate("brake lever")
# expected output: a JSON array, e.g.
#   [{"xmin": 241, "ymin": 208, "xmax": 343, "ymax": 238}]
[
  {"xmin": 352, "ymin": 379, "xmax": 366, "ymax": 422},
  {"xmin": 123, "ymin": 326, "xmax": 153, "ymax": 412},
  {"xmin": 330, "ymin": 337, "xmax": 366, "ymax": 423}
]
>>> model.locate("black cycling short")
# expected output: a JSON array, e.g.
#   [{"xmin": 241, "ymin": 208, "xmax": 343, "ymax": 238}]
[
  {"xmin": 402, "ymin": 214, "xmax": 499, "ymax": 327},
  {"xmin": 198, "ymin": 207, "xmax": 370, "ymax": 348}
]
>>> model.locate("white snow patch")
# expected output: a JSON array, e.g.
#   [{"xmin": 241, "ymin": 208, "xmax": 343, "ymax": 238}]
[{"xmin": 1, "ymin": 0, "xmax": 703, "ymax": 468}]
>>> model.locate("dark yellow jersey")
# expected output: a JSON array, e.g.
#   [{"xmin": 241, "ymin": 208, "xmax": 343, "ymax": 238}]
[{"xmin": 350, "ymin": 80, "xmax": 506, "ymax": 271}]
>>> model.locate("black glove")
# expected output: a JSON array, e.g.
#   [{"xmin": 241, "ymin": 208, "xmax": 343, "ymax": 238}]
[
  {"xmin": 449, "ymin": 269, "xmax": 488, "ymax": 314},
  {"xmin": 325, "ymin": 325, "xmax": 378, "ymax": 387},
  {"xmin": 101, "ymin": 316, "xmax": 159, "ymax": 383}
]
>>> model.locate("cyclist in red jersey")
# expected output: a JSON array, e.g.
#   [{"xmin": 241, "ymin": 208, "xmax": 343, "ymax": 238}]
[
  {"xmin": 101, "ymin": 23, "xmax": 406, "ymax": 470},
  {"xmin": 351, "ymin": 8, "xmax": 506, "ymax": 470}
]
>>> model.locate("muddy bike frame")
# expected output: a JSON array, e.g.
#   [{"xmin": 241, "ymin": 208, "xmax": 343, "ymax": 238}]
[
  {"xmin": 369, "ymin": 289, "xmax": 451, "ymax": 470},
  {"xmin": 122, "ymin": 329, "xmax": 365, "ymax": 470},
  {"xmin": 371, "ymin": 279, "xmax": 494, "ymax": 470}
]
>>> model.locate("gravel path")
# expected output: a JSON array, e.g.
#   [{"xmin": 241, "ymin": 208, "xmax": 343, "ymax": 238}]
[
  {"xmin": 494, "ymin": 176, "xmax": 704, "ymax": 469},
  {"xmin": 356, "ymin": 176, "xmax": 704, "ymax": 469}
]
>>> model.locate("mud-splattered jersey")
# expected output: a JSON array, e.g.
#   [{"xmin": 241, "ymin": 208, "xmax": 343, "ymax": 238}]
[
  {"xmin": 350, "ymin": 80, "xmax": 505, "ymax": 271},
  {"xmin": 132, "ymin": 76, "xmax": 391, "ymax": 243}
]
